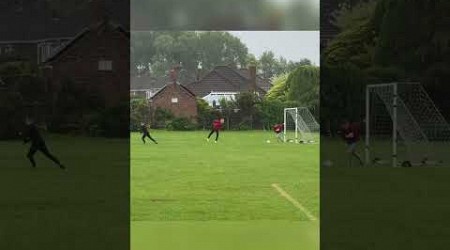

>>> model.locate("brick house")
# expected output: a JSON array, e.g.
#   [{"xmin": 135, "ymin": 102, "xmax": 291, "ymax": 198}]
[
  {"xmin": 0, "ymin": 0, "xmax": 129, "ymax": 136},
  {"xmin": 0, "ymin": 0, "xmax": 128, "ymax": 64},
  {"xmin": 150, "ymin": 69, "xmax": 198, "ymax": 122},
  {"xmin": 45, "ymin": 19, "xmax": 130, "ymax": 109},
  {"xmin": 187, "ymin": 65, "xmax": 269, "ymax": 107}
]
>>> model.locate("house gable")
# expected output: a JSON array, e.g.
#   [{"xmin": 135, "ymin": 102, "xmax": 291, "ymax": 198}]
[
  {"xmin": 152, "ymin": 83, "xmax": 196, "ymax": 100},
  {"xmin": 45, "ymin": 21, "xmax": 129, "ymax": 65},
  {"xmin": 151, "ymin": 83, "xmax": 198, "ymax": 121}
]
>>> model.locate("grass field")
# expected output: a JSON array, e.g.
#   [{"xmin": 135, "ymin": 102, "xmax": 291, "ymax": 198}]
[
  {"xmin": 0, "ymin": 134, "xmax": 129, "ymax": 250},
  {"xmin": 131, "ymin": 130, "xmax": 319, "ymax": 250},
  {"xmin": 321, "ymin": 137, "xmax": 450, "ymax": 249},
  {"xmin": 322, "ymin": 137, "xmax": 450, "ymax": 167},
  {"xmin": 322, "ymin": 165, "xmax": 450, "ymax": 249}
]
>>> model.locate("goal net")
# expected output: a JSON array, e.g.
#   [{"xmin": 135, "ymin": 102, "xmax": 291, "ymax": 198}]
[
  {"xmin": 366, "ymin": 82, "xmax": 450, "ymax": 167},
  {"xmin": 284, "ymin": 107, "xmax": 320, "ymax": 143}
]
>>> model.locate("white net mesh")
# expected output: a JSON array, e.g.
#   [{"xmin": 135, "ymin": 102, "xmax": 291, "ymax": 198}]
[
  {"xmin": 284, "ymin": 107, "xmax": 320, "ymax": 143},
  {"xmin": 367, "ymin": 83, "xmax": 450, "ymax": 166}
]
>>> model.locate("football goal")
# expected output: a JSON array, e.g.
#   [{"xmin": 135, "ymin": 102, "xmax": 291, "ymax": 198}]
[
  {"xmin": 284, "ymin": 107, "xmax": 319, "ymax": 143},
  {"xmin": 365, "ymin": 82, "xmax": 450, "ymax": 167}
]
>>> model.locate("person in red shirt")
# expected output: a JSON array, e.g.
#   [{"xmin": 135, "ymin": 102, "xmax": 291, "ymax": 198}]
[
  {"xmin": 273, "ymin": 123, "xmax": 284, "ymax": 142},
  {"xmin": 341, "ymin": 119, "xmax": 363, "ymax": 167},
  {"xmin": 207, "ymin": 118, "xmax": 223, "ymax": 143}
]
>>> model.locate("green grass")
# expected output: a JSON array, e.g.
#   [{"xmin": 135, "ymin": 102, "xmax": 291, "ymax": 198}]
[
  {"xmin": 132, "ymin": 221, "xmax": 319, "ymax": 250},
  {"xmin": 131, "ymin": 130, "xmax": 319, "ymax": 250},
  {"xmin": 322, "ymin": 166, "xmax": 450, "ymax": 249},
  {"xmin": 322, "ymin": 137, "xmax": 450, "ymax": 167},
  {"xmin": 321, "ymin": 137, "xmax": 450, "ymax": 249},
  {"xmin": 0, "ymin": 134, "xmax": 129, "ymax": 250}
]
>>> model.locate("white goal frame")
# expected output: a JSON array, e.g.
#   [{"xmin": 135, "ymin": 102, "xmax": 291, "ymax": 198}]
[
  {"xmin": 283, "ymin": 107, "xmax": 319, "ymax": 143},
  {"xmin": 365, "ymin": 82, "xmax": 450, "ymax": 167}
]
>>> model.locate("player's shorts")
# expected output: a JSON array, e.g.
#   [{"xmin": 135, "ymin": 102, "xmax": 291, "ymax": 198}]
[
  {"xmin": 346, "ymin": 142, "xmax": 357, "ymax": 153},
  {"xmin": 30, "ymin": 142, "xmax": 49, "ymax": 154}
]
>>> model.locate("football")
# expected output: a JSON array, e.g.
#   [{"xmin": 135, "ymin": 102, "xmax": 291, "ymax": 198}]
[{"xmin": 322, "ymin": 160, "xmax": 333, "ymax": 167}]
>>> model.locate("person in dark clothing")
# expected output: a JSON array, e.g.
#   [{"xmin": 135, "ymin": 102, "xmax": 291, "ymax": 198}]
[
  {"xmin": 207, "ymin": 118, "xmax": 223, "ymax": 143},
  {"xmin": 141, "ymin": 123, "xmax": 158, "ymax": 144},
  {"xmin": 23, "ymin": 119, "xmax": 65, "ymax": 169},
  {"xmin": 341, "ymin": 119, "xmax": 364, "ymax": 167}
]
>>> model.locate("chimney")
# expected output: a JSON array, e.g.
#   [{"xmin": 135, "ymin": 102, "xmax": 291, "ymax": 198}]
[
  {"xmin": 169, "ymin": 69, "xmax": 177, "ymax": 84},
  {"xmin": 89, "ymin": 0, "xmax": 107, "ymax": 25},
  {"xmin": 249, "ymin": 65, "xmax": 257, "ymax": 92},
  {"xmin": 170, "ymin": 63, "xmax": 182, "ymax": 84}
]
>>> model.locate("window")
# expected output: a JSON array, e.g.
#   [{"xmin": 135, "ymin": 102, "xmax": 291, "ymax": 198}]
[
  {"xmin": 171, "ymin": 97, "xmax": 178, "ymax": 103},
  {"xmin": 98, "ymin": 60, "xmax": 113, "ymax": 71},
  {"xmin": 146, "ymin": 91, "xmax": 152, "ymax": 100}
]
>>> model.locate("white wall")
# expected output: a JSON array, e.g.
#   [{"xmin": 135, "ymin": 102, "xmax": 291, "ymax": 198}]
[{"xmin": 203, "ymin": 92, "xmax": 238, "ymax": 106}]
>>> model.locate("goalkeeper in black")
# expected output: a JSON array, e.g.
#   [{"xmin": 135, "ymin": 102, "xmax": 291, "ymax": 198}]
[
  {"xmin": 141, "ymin": 123, "xmax": 158, "ymax": 144},
  {"xmin": 23, "ymin": 119, "xmax": 65, "ymax": 169}
]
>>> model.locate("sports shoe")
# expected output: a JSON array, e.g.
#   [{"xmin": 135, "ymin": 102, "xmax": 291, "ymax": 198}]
[
  {"xmin": 214, "ymin": 140, "xmax": 217, "ymax": 143},
  {"xmin": 206, "ymin": 138, "xmax": 210, "ymax": 142}
]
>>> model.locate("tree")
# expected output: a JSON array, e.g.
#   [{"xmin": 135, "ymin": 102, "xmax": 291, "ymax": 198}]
[
  {"xmin": 332, "ymin": 0, "xmax": 378, "ymax": 31},
  {"xmin": 323, "ymin": 0, "xmax": 377, "ymax": 68},
  {"xmin": 266, "ymin": 73, "xmax": 289, "ymax": 101},
  {"xmin": 257, "ymin": 99, "xmax": 285, "ymax": 130},
  {"xmin": 218, "ymin": 98, "xmax": 236, "ymax": 130},
  {"xmin": 197, "ymin": 98, "xmax": 215, "ymax": 129},
  {"xmin": 259, "ymin": 51, "xmax": 279, "ymax": 78},
  {"xmin": 130, "ymin": 97, "xmax": 150, "ymax": 131},
  {"xmin": 197, "ymin": 32, "xmax": 248, "ymax": 70},
  {"xmin": 246, "ymin": 54, "xmax": 259, "ymax": 68},
  {"xmin": 299, "ymin": 58, "xmax": 313, "ymax": 66},
  {"xmin": 266, "ymin": 65, "xmax": 319, "ymax": 109},
  {"xmin": 132, "ymin": 31, "xmax": 250, "ymax": 82},
  {"xmin": 235, "ymin": 92, "xmax": 259, "ymax": 129},
  {"xmin": 285, "ymin": 66, "xmax": 320, "ymax": 109},
  {"xmin": 131, "ymin": 32, "xmax": 156, "ymax": 74}
]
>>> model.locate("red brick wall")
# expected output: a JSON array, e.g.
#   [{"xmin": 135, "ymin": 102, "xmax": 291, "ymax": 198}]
[
  {"xmin": 47, "ymin": 23, "xmax": 129, "ymax": 108},
  {"xmin": 151, "ymin": 83, "xmax": 198, "ymax": 122}
]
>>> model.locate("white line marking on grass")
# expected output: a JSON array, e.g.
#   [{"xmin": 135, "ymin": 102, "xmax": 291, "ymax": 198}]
[{"xmin": 271, "ymin": 183, "xmax": 317, "ymax": 221}]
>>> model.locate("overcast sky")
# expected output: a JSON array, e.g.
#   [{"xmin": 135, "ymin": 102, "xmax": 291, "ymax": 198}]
[{"xmin": 228, "ymin": 31, "xmax": 320, "ymax": 65}]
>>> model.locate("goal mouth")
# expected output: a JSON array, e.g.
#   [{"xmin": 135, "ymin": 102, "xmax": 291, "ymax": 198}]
[
  {"xmin": 365, "ymin": 82, "xmax": 450, "ymax": 167},
  {"xmin": 283, "ymin": 107, "xmax": 320, "ymax": 144}
]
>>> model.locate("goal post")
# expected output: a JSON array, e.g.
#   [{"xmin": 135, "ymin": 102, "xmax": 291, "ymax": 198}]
[
  {"xmin": 366, "ymin": 82, "xmax": 450, "ymax": 167},
  {"xmin": 283, "ymin": 107, "xmax": 319, "ymax": 143},
  {"xmin": 284, "ymin": 107, "xmax": 298, "ymax": 143}
]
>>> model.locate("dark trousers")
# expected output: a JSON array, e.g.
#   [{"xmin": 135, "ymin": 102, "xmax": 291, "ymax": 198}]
[
  {"xmin": 347, "ymin": 142, "xmax": 363, "ymax": 167},
  {"xmin": 207, "ymin": 129, "xmax": 219, "ymax": 141},
  {"xmin": 27, "ymin": 143, "xmax": 62, "ymax": 167},
  {"xmin": 142, "ymin": 133, "xmax": 157, "ymax": 144}
]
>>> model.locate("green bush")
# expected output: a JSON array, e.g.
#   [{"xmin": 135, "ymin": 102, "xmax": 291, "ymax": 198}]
[
  {"xmin": 153, "ymin": 108, "xmax": 174, "ymax": 128},
  {"xmin": 196, "ymin": 98, "xmax": 216, "ymax": 129},
  {"xmin": 238, "ymin": 123, "xmax": 252, "ymax": 131},
  {"xmin": 365, "ymin": 65, "xmax": 406, "ymax": 81},
  {"xmin": 130, "ymin": 97, "xmax": 150, "ymax": 131},
  {"xmin": 167, "ymin": 117, "xmax": 196, "ymax": 131}
]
